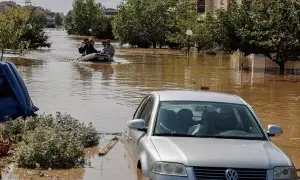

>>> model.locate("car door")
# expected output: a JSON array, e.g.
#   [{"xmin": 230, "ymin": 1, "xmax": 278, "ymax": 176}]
[
  {"xmin": 125, "ymin": 95, "xmax": 150, "ymax": 158},
  {"xmin": 128, "ymin": 95, "xmax": 155, "ymax": 163}
]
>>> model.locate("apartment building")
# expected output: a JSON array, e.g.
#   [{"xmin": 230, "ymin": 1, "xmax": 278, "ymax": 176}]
[
  {"xmin": 197, "ymin": 0, "xmax": 228, "ymax": 14},
  {"xmin": 0, "ymin": 1, "xmax": 19, "ymax": 13}
]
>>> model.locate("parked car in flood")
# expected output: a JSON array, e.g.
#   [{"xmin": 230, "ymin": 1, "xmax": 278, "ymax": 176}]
[{"xmin": 124, "ymin": 91, "xmax": 297, "ymax": 180}]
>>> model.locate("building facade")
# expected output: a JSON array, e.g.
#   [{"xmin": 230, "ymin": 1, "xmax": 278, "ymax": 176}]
[
  {"xmin": 197, "ymin": 0, "xmax": 228, "ymax": 14},
  {"xmin": 0, "ymin": 1, "xmax": 19, "ymax": 13}
]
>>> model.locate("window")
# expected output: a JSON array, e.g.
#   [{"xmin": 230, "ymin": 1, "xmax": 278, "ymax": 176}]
[
  {"xmin": 197, "ymin": 0, "xmax": 205, "ymax": 13},
  {"xmin": 138, "ymin": 97, "xmax": 154, "ymax": 127},
  {"xmin": 133, "ymin": 96, "xmax": 150, "ymax": 119},
  {"xmin": 220, "ymin": 0, "xmax": 224, "ymax": 5},
  {"xmin": 154, "ymin": 101, "xmax": 266, "ymax": 140}
]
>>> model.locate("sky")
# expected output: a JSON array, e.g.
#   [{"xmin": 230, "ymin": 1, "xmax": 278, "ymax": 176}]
[{"xmin": 9, "ymin": 0, "xmax": 122, "ymax": 14}]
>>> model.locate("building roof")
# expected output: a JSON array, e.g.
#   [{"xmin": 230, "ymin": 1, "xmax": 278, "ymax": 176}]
[{"xmin": 154, "ymin": 91, "xmax": 246, "ymax": 104}]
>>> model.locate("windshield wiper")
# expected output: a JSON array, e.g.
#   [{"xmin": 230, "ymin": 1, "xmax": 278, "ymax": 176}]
[
  {"xmin": 155, "ymin": 133, "xmax": 198, "ymax": 137},
  {"xmin": 198, "ymin": 135, "xmax": 264, "ymax": 140}
]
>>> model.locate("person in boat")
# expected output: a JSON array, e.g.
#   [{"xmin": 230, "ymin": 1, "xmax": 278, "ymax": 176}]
[
  {"xmin": 79, "ymin": 38, "xmax": 89, "ymax": 55},
  {"xmin": 87, "ymin": 39, "xmax": 98, "ymax": 54},
  {"xmin": 0, "ymin": 76, "xmax": 19, "ymax": 120},
  {"xmin": 101, "ymin": 41, "xmax": 107, "ymax": 54},
  {"xmin": 105, "ymin": 39, "xmax": 115, "ymax": 58}
]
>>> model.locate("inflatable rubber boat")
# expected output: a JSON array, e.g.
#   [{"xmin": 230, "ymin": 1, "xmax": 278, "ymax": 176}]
[
  {"xmin": 0, "ymin": 61, "xmax": 38, "ymax": 122},
  {"xmin": 77, "ymin": 53, "xmax": 113, "ymax": 63}
]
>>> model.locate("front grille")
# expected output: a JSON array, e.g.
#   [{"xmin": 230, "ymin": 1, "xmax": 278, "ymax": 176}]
[{"xmin": 193, "ymin": 167, "xmax": 267, "ymax": 180}]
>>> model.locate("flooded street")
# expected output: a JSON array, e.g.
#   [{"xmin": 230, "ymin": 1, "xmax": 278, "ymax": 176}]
[{"xmin": 2, "ymin": 29, "xmax": 300, "ymax": 179}]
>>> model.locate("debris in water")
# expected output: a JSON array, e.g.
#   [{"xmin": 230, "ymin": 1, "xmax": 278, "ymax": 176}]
[
  {"xmin": 99, "ymin": 137, "xmax": 119, "ymax": 156},
  {"xmin": 201, "ymin": 86, "xmax": 210, "ymax": 90}
]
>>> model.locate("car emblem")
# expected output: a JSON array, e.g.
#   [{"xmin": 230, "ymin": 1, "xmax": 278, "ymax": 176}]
[{"xmin": 225, "ymin": 169, "xmax": 238, "ymax": 180}]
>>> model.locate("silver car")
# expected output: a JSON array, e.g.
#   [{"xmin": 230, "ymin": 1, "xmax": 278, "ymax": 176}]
[{"xmin": 124, "ymin": 91, "xmax": 297, "ymax": 180}]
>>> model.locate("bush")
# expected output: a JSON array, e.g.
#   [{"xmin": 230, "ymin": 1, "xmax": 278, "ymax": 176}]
[
  {"xmin": 16, "ymin": 127, "xmax": 84, "ymax": 169},
  {"xmin": 2, "ymin": 118, "xmax": 25, "ymax": 141},
  {"xmin": 0, "ymin": 112, "xmax": 100, "ymax": 169}
]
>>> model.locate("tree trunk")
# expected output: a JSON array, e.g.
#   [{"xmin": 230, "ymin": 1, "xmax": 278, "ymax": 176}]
[
  {"xmin": 153, "ymin": 42, "xmax": 157, "ymax": 49},
  {"xmin": 1, "ymin": 49, "xmax": 3, "ymax": 61},
  {"xmin": 279, "ymin": 62, "xmax": 285, "ymax": 75}
]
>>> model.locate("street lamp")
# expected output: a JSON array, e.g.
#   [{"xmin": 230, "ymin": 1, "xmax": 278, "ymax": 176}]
[
  {"xmin": 186, "ymin": 29, "xmax": 193, "ymax": 56},
  {"xmin": 26, "ymin": 24, "xmax": 33, "ymax": 30},
  {"xmin": 168, "ymin": 7, "xmax": 176, "ymax": 13}
]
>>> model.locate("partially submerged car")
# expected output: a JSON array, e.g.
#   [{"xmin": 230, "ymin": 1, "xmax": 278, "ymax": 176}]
[
  {"xmin": 124, "ymin": 91, "xmax": 297, "ymax": 180},
  {"xmin": 0, "ymin": 61, "xmax": 38, "ymax": 122}
]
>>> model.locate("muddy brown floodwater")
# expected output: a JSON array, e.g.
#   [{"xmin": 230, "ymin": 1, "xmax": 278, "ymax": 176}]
[{"xmin": 1, "ymin": 29, "xmax": 300, "ymax": 179}]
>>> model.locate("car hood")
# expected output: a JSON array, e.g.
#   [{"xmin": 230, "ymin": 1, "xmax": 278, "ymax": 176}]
[{"xmin": 151, "ymin": 137, "xmax": 292, "ymax": 168}]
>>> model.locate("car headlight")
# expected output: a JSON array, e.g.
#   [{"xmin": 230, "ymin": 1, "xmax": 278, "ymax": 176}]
[
  {"xmin": 274, "ymin": 167, "xmax": 297, "ymax": 180},
  {"xmin": 151, "ymin": 162, "xmax": 187, "ymax": 176}
]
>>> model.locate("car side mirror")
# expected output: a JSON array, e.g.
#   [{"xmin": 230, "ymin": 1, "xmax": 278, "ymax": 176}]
[
  {"xmin": 267, "ymin": 125, "xmax": 283, "ymax": 137},
  {"xmin": 128, "ymin": 119, "xmax": 147, "ymax": 132}
]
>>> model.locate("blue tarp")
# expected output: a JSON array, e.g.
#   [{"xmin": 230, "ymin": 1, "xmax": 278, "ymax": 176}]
[{"xmin": 0, "ymin": 61, "xmax": 38, "ymax": 121}]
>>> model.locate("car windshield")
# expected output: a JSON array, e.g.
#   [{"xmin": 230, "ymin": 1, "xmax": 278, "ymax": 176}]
[{"xmin": 154, "ymin": 101, "xmax": 266, "ymax": 140}]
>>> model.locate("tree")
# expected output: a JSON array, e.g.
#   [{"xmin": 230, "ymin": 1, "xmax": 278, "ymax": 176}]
[
  {"xmin": 214, "ymin": 0, "xmax": 242, "ymax": 52},
  {"xmin": 166, "ymin": 0, "xmax": 198, "ymax": 46},
  {"xmin": 21, "ymin": 8, "xmax": 51, "ymax": 49},
  {"xmin": 113, "ymin": 0, "xmax": 151, "ymax": 48},
  {"xmin": 193, "ymin": 13, "xmax": 215, "ymax": 51},
  {"xmin": 113, "ymin": 0, "xmax": 172, "ymax": 48},
  {"xmin": 214, "ymin": 0, "xmax": 300, "ymax": 74},
  {"xmin": 72, "ymin": 0, "xmax": 89, "ymax": 35},
  {"xmin": 21, "ymin": 26, "xmax": 51, "ymax": 49},
  {"xmin": 94, "ymin": 16, "xmax": 114, "ymax": 39},
  {"xmin": 55, "ymin": 13, "xmax": 64, "ymax": 27},
  {"xmin": 65, "ymin": 10, "xmax": 75, "ymax": 34},
  {"xmin": 0, "ymin": 7, "xmax": 51, "ymax": 56},
  {"xmin": 0, "ymin": 7, "xmax": 30, "ymax": 57},
  {"xmin": 65, "ymin": 0, "xmax": 112, "ymax": 38},
  {"xmin": 29, "ymin": 9, "xmax": 47, "ymax": 28}
]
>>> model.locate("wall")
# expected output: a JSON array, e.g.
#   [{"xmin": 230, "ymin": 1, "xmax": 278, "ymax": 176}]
[{"xmin": 242, "ymin": 54, "xmax": 300, "ymax": 71}]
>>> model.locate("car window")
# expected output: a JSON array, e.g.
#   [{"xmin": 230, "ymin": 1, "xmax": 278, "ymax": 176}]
[
  {"xmin": 154, "ymin": 101, "xmax": 266, "ymax": 140},
  {"xmin": 133, "ymin": 96, "xmax": 150, "ymax": 119},
  {"xmin": 138, "ymin": 97, "xmax": 154, "ymax": 127}
]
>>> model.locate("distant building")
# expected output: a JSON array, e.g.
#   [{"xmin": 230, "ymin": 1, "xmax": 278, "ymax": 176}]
[
  {"xmin": 197, "ymin": 0, "xmax": 250, "ymax": 15},
  {"xmin": 103, "ymin": 8, "xmax": 118, "ymax": 16},
  {"xmin": 197, "ymin": 0, "xmax": 228, "ymax": 14},
  {"xmin": 46, "ymin": 15, "xmax": 55, "ymax": 27},
  {"xmin": 0, "ymin": 1, "xmax": 19, "ymax": 13}
]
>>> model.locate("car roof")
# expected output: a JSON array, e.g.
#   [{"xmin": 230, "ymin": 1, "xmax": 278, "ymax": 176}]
[{"xmin": 153, "ymin": 91, "xmax": 246, "ymax": 105}]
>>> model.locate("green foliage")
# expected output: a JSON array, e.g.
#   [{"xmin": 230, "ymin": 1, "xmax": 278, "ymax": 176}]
[
  {"xmin": 65, "ymin": 0, "xmax": 113, "ymax": 39},
  {"xmin": 29, "ymin": 9, "xmax": 47, "ymax": 28},
  {"xmin": 214, "ymin": 0, "xmax": 300, "ymax": 73},
  {"xmin": 113, "ymin": 0, "xmax": 214, "ymax": 49},
  {"xmin": 113, "ymin": 0, "xmax": 171, "ymax": 48},
  {"xmin": 0, "ymin": 7, "xmax": 51, "ymax": 51},
  {"xmin": 2, "ymin": 119, "xmax": 25, "ymax": 142},
  {"xmin": 0, "ymin": 8, "xmax": 30, "ymax": 51},
  {"xmin": 0, "ymin": 113, "xmax": 100, "ymax": 169},
  {"xmin": 22, "ymin": 9, "xmax": 51, "ymax": 49},
  {"xmin": 94, "ymin": 16, "xmax": 114, "ymax": 39},
  {"xmin": 166, "ymin": 0, "xmax": 198, "ymax": 45},
  {"xmin": 113, "ymin": 0, "xmax": 151, "ymax": 47},
  {"xmin": 16, "ymin": 126, "xmax": 84, "ymax": 169},
  {"xmin": 65, "ymin": 11, "xmax": 75, "ymax": 35},
  {"xmin": 22, "ymin": 26, "xmax": 51, "ymax": 49},
  {"xmin": 55, "ymin": 13, "xmax": 64, "ymax": 27}
]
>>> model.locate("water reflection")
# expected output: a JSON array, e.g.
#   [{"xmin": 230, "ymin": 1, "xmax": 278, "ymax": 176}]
[{"xmin": 1, "ymin": 29, "xmax": 299, "ymax": 179}]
